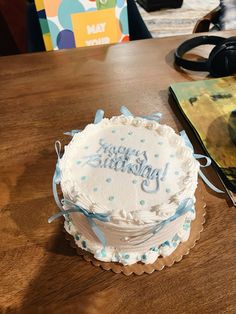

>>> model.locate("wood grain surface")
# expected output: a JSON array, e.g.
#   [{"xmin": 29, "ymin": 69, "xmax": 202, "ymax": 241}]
[{"xmin": 0, "ymin": 31, "xmax": 235, "ymax": 313}]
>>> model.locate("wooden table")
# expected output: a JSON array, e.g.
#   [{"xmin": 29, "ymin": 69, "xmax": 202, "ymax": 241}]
[{"xmin": 1, "ymin": 30, "xmax": 236, "ymax": 313}]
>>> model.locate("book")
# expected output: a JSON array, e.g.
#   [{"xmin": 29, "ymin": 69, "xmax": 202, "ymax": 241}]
[
  {"xmin": 35, "ymin": 0, "xmax": 129, "ymax": 50},
  {"xmin": 170, "ymin": 76, "xmax": 236, "ymax": 194}
]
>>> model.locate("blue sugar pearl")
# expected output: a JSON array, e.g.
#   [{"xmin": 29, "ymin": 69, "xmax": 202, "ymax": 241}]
[
  {"xmin": 93, "ymin": 187, "xmax": 98, "ymax": 192},
  {"xmin": 151, "ymin": 247, "xmax": 159, "ymax": 252},
  {"xmin": 109, "ymin": 196, "xmax": 114, "ymax": 201},
  {"xmin": 82, "ymin": 240, "xmax": 87, "ymax": 248},
  {"xmin": 81, "ymin": 176, "xmax": 86, "ymax": 181},
  {"xmin": 140, "ymin": 200, "xmax": 145, "ymax": 205},
  {"xmin": 75, "ymin": 234, "xmax": 80, "ymax": 241},
  {"xmin": 141, "ymin": 254, "xmax": 147, "ymax": 261},
  {"xmin": 162, "ymin": 241, "xmax": 170, "ymax": 247},
  {"xmin": 101, "ymin": 248, "xmax": 106, "ymax": 257},
  {"xmin": 124, "ymin": 254, "xmax": 130, "ymax": 259},
  {"xmin": 106, "ymin": 178, "xmax": 112, "ymax": 183},
  {"xmin": 173, "ymin": 234, "xmax": 179, "ymax": 242},
  {"xmin": 140, "ymin": 139, "xmax": 145, "ymax": 143}
]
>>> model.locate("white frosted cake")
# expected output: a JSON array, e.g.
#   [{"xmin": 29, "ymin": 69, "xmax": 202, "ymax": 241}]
[{"xmin": 53, "ymin": 110, "xmax": 200, "ymax": 265}]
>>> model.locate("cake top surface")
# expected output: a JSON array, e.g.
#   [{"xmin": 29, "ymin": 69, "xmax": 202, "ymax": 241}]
[{"xmin": 60, "ymin": 115, "xmax": 199, "ymax": 225}]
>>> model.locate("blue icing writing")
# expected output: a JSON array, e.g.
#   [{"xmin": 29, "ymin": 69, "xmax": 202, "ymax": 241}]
[{"xmin": 83, "ymin": 140, "xmax": 169, "ymax": 193}]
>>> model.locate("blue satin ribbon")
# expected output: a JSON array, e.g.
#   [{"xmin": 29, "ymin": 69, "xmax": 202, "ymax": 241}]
[
  {"xmin": 127, "ymin": 198, "xmax": 194, "ymax": 246},
  {"xmin": 50, "ymin": 140, "xmax": 110, "ymax": 247},
  {"xmin": 94, "ymin": 109, "xmax": 104, "ymax": 124},
  {"xmin": 48, "ymin": 199, "xmax": 110, "ymax": 247},
  {"xmin": 180, "ymin": 130, "xmax": 224, "ymax": 194},
  {"xmin": 120, "ymin": 105, "xmax": 162, "ymax": 122},
  {"xmin": 64, "ymin": 130, "xmax": 81, "ymax": 136},
  {"xmin": 64, "ymin": 109, "xmax": 104, "ymax": 137}
]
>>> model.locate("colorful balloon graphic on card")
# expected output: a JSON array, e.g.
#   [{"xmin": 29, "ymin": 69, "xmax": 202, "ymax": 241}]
[{"xmin": 42, "ymin": 0, "xmax": 129, "ymax": 50}]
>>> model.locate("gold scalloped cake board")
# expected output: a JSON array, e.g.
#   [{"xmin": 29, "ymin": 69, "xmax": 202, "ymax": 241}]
[{"xmin": 64, "ymin": 181, "xmax": 206, "ymax": 275}]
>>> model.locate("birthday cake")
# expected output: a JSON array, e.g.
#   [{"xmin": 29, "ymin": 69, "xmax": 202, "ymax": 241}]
[{"xmin": 51, "ymin": 108, "xmax": 200, "ymax": 265}]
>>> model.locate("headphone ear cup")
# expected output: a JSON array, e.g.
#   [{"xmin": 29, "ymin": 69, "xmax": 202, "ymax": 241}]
[{"xmin": 208, "ymin": 36, "xmax": 236, "ymax": 77}]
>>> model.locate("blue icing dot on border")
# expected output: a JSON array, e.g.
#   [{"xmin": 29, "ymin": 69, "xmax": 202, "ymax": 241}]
[
  {"xmin": 106, "ymin": 178, "xmax": 112, "ymax": 183},
  {"xmin": 120, "ymin": 137, "xmax": 125, "ymax": 141},
  {"xmin": 166, "ymin": 188, "xmax": 171, "ymax": 193},
  {"xmin": 81, "ymin": 176, "xmax": 86, "ymax": 181},
  {"xmin": 124, "ymin": 254, "xmax": 130, "ymax": 259},
  {"xmin": 128, "ymin": 132, "xmax": 133, "ymax": 135},
  {"xmin": 82, "ymin": 240, "xmax": 86, "ymax": 248},
  {"xmin": 93, "ymin": 187, "xmax": 98, "ymax": 192},
  {"xmin": 109, "ymin": 196, "xmax": 114, "ymax": 201},
  {"xmin": 112, "ymin": 130, "xmax": 116, "ymax": 133},
  {"xmin": 76, "ymin": 161, "xmax": 81, "ymax": 165},
  {"xmin": 58, "ymin": 0, "xmax": 85, "ymax": 30},
  {"xmin": 154, "ymin": 154, "xmax": 159, "ymax": 158},
  {"xmin": 75, "ymin": 234, "xmax": 80, "ymax": 240},
  {"xmin": 141, "ymin": 254, "xmax": 147, "ymax": 261},
  {"xmin": 140, "ymin": 139, "xmax": 145, "ymax": 143},
  {"xmin": 132, "ymin": 179, "xmax": 137, "ymax": 184},
  {"xmin": 140, "ymin": 200, "xmax": 145, "ymax": 205},
  {"xmin": 101, "ymin": 248, "xmax": 106, "ymax": 257}
]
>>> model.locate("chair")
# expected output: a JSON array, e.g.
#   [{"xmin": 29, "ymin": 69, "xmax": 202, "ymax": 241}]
[{"xmin": 193, "ymin": 6, "xmax": 221, "ymax": 33}]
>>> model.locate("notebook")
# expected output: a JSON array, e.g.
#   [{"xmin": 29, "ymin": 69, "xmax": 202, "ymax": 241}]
[{"xmin": 170, "ymin": 76, "xmax": 236, "ymax": 194}]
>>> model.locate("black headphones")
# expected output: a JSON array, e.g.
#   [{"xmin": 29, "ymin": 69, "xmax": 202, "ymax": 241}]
[{"xmin": 175, "ymin": 35, "xmax": 236, "ymax": 77}]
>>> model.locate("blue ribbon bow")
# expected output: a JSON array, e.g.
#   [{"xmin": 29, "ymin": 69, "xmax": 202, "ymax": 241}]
[
  {"xmin": 48, "ymin": 199, "xmax": 110, "ymax": 247},
  {"xmin": 126, "ymin": 198, "xmax": 194, "ymax": 246},
  {"xmin": 180, "ymin": 130, "xmax": 224, "ymax": 194},
  {"xmin": 120, "ymin": 105, "xmax": 162, "ymax": 122},
  {"xmin": 50, "ymin": 136, "xmax": 110, "ymax": 247}
]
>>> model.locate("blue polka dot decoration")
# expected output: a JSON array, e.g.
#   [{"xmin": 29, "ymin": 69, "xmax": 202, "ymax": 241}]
[
  {"xmin": 140, "ymin": 139, "xmax": 145, "ymax": 143},
  {"xmin": 140, "ymin": 200, "xmax": 145, "ymax": 205},
  {"xmin": 57, "ymin": 29, "xmax": 75, "ymax": 49},
  {"xmin": 109, "ymin": 196, "xmax": 114, "ymax": 201},
  {"xmin": 119, "ymin": 7, "xmax": 129, "ymax": 35},
  {"xmin": 166, "ymin": 188, "xmax": 171, "ymax": 193},
  {"xmin": 106, "ymin": 178, "xmax": 112, "ymax": 183},
  {"xmin": 81, "ymin": 176, "xmax": 86, "ymax": 181},
  {"xmin": 47, "ymin": 20, "xmax": 60, "ymax": 48},
  {"xmin": 93, "ymin": 187, "xmax": 98, "ymax": 192},
  {"xmin": 117, "ymin": 0, "xmax": 125, "ymax": 8},
  {"xmin": 58, "ymin": 0, "xmax": 85, "ymax": 30}
]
